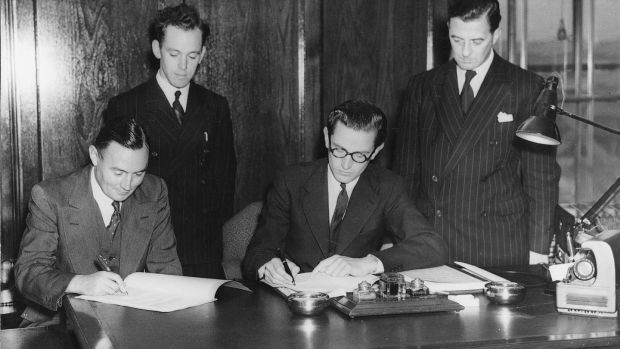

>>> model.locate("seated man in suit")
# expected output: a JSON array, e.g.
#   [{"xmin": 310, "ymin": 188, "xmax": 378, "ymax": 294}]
[
  {"xmin": 14, "ymin": 118, "xmax": 182, "ymax": 326},
  {"xmin": 242, "ymin": 100, "xmax": 447, "ymax": 285}
]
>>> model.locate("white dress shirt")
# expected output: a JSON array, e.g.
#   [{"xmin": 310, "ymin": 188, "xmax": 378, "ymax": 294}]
[
  {"xmin": 456, "ymin": 50, "xmax": 494, "ymax": 97},
  {"xmin": 90, "ymin": 167, "xmax": 120, "ymax": 227},
  {"xmin": 156, "ymin": 69, "xmax": 190, "ymax": 110}
]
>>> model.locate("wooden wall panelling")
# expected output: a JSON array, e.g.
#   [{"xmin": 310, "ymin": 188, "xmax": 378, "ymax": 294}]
[
  {"xmin": 1, "ymin": 0, "xmax": 41, "ymax": 259},
  {"xmin": 322, "ymin": 0, "xmax": 429, "ymax": 167},
  {"xmin": 35, "ymin": 0, "xmax": 160, "ymax": 179},
  {"xmin": 196, "ymin": 0, "xmax": 322, "ymax": 210}
]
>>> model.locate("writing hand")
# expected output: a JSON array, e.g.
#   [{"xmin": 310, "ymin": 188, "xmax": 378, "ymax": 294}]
[
  {"xmin": 312, "ymin": 254, "xmax": 378, "ymax": 277},
  {"xmin": 259, "ymin": 257, "xmax": 300, "ymax": 286},
  {"xmin": 66, "ymin": 271, "xmax": 128, "ymax": 296}
]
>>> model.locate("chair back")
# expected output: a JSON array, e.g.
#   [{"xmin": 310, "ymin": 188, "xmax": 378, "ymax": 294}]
[{"xmin": 222, "ymin": 201, "xmax": 263, "ymax": 280}]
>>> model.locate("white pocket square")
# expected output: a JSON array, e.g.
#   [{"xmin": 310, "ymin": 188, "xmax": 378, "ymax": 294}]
[{"xmin": 497, "ymin": 112, "xmax": 513, "ymax": 123}]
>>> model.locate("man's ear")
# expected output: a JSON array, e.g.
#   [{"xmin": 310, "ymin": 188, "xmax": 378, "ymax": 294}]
[
  {"xmin": 492, "ymin": 27, "xmax": 501, "ymax": 46},
  {"xmin": 323, "ymin": 127, "xmax": 330, "ymax": 149},
  {"xmin": 152, "ymin": 40, "xmax": 162, "ymax": 59},
  {"xmin": 370, "ymin": 143, "xmax": 385, "ymax": 160},
  {"xmin": 199, "ymin": 46, "xmax": 206, "ymax": 63},
  {"xmin": 88, "ymin": 145, "xmax": 100, "ymax": 167}
]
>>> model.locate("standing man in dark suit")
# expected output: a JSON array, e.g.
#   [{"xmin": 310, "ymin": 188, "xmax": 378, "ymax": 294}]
[
  {"xmin": 243, "ymin": 100, "xmax": 447, "ymax": 284},
  {"xmin": 103, "ymin": 4, "xmax": 236, "ymax": 278},
  {"xmin": 14, "ymin": 118, "xmax": 181, "ymax": 326},
  {"xmin": 393, "ymin": 0, "xmax": 560, "ymax": 267}
]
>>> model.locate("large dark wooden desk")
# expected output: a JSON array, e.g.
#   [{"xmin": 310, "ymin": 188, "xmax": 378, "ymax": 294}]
[{"xmin": 64, "ymin": 273, "xmax": 620, "ymax": 349}]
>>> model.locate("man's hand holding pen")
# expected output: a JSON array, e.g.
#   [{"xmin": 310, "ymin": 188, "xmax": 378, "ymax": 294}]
[
  {"xmin": 64, "ymin": 254, "xmax": 128, "ymax": 296},
  {"xmin": 259, "ymin": 255, "xmax": 300, "ymax": 286}
]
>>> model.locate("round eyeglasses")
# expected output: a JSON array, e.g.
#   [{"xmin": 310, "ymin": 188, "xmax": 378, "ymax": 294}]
[{"xmin": 328, "ymin": 147, "xmax": 373, "ymax": 163}]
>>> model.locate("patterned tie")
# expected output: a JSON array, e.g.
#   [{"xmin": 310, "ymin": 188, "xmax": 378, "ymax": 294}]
[
  {"xmin": 460, "ymin": 70, "xmax": 477, "ymax": 115},
  {"xmin": 329, "ymin": 183, "xmax": 348, "ymax": 255},
  {"xmin": 172, "ymin": 90, "xmax": 184, "ymax": 125},
  {"xmin": 107, "ymin": 201, "xmax": 121, "ymax": 236}
]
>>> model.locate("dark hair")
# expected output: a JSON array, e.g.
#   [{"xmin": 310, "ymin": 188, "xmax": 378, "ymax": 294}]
[
  {"xmin": 448, "ymin": 0, "xmax": 501, "ymax": 33},
  {"xmin": 326, "ymin": 100, "xmax": 387, "ymax": 148},
  {"xmin": 94, "ymin": 118, "xmax": 149, "ymax": 154},
  {"xmin": 149, "ymin": 3, "xmax": 210, "ymax": 46}
]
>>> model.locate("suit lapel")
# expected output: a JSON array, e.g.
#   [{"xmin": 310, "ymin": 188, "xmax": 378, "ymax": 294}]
[
  {"xmin": 442, "ymin": 54, "xmax": 510, "ymax": 176},
  {"xmin": 118, "ymin": 191, "xmax": 151, "ymax": 278},
  {"xmin": 335, "ymin": 169, "xmax": 378, "ymax": 254},
  {"xmin": 141, "ymin": 78, "xmax": 182, "ymax": 140},
  {"xmin": 302, "ymin": 163, "xmax": 330, "ymax": 258},
  {"xmin": 432, "ymin": 62, "xmax": 463, "ymax": 146},
  {"xmin": 62, "ymin": 167, "xmax": 103, "ymax": 275}
]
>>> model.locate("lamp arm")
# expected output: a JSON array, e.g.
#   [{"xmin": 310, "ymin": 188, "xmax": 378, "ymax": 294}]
[
  {"xmin": 552, "ymin": 106, "xmax": 620, "ymax": 137},
  {"xmin": 580, "ymin": 177, "xmax": 620, "ymax": 229}
]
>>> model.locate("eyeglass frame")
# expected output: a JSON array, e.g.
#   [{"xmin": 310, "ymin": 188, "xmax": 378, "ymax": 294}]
[{"xmin": 328, "ymin": 139, "xmax": 375, "ymax": 163}]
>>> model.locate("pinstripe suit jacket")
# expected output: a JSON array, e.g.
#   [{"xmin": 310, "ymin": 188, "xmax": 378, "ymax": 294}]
[
  {"xmin": 393, "ymin": 54, "xmax": 560, "ymax": 267},
  {"xmin": 103, "ymin": 78, "xmax": 236, "ymax": 277},
  {"xmin": 242, "ymin": 159, "xmax": 448, "ymax": 280}
]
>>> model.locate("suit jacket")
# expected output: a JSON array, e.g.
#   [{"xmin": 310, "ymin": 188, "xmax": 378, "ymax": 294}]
[
  {"xmin": 393, "ymin": 54, "xmax": 560, "ymax": 267},
  {"xmin": 242, "ymin": 159, "xmax": 448, "ymax": 279},
  {"xmin": 14, "ymin": 166, "xmax": 181, "ymax": 318},
  {"xmin": 103, "ymin": 78, "xmax": 236, "ymax": 276}
]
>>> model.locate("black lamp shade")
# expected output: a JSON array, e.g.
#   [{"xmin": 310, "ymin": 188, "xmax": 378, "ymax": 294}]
[
  {"xmin": 515, "ymin": 76, "xmax": 561, "ymax": 145},
  {"xmin": 516, "ymin": 114, "xmax": 561, "ymax": 145}
]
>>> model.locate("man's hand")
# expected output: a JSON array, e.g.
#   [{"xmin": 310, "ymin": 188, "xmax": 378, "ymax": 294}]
[
  {"xmin": 312, "ymin": 254, "xmax": 379, "ymax": 277},
  {"xmin": 259, "ymin": 258, "xmax": 300, "ymax": 286},
  {"xmin": 529, "ymin": 250, "xmax": 548, "ymax": 265},
  {"xmin": 66, "ymin": 271, "xmax": 128, "ymax": 296}
]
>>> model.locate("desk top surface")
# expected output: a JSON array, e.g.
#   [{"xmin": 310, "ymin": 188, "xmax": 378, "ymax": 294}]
[{"xmin": 64, "ymin": 272, "xmax": 620, "ymax": 349}]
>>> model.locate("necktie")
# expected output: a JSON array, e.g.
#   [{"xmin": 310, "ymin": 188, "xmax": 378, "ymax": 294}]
[
  {"xmin": 107, "ymin": 201, "xmax": 121, "ymax": 236},
  {"xmin": 329, "ymin": 183, "xmax": 348, "ymax": 255},
  {"xmin": 460, "ymin": 70, "xmax": 477, "ymax": 115},
  {"xmin": 173, "ymin": 90, "xmax": 184, "ymax": 125}
]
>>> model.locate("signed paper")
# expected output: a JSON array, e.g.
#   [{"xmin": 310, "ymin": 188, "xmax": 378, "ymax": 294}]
[{"xmin": 77, "ymin": 272, "xmax": 249, "ymax": 312}]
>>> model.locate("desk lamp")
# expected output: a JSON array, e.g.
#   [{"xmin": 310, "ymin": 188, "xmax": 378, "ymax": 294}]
[{"xmin": 516, "ymin": 76, "xmax": 620, "ymax": 233}]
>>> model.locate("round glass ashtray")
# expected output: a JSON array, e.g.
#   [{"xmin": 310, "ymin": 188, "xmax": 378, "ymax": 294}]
[{"xmin": 484, "ymin": 281, "xmax": 526, "ymax": 305}]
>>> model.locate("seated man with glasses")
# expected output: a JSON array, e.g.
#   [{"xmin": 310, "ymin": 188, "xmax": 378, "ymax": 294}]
[{"xmin": 242, "ymin": 100, "xmax": 447, "ymax": 285}]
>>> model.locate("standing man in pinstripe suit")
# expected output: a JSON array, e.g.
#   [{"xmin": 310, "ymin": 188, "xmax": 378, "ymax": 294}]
[
  {"xmin": 103, "ymin": 4, "xmax": 236, "ymax": 278},
  {"xmin": 393, "ymin": 0, "xmax": 560, "ymax": 267}
]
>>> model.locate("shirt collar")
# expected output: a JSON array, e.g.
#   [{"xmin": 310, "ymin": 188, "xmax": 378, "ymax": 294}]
[
  {"xmin": 326, "ymin": 164, "xmax": 359, "ymax": 197},
  {"xmin": 90, "ymin": 166, "xmax": 116, "ymax": 225},
  {"xmin": 456, "ymin": 50, "xmax": 494, "ymax": 95},
  {"xmin": 155, "ymin": 69, "xmax": 190, "ymax": 110}
]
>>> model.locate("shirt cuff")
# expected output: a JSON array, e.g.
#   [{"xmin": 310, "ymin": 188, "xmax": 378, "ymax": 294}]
[{"xmin": 369, "ymin": 254, "xmax": 384, "ymax": 274}]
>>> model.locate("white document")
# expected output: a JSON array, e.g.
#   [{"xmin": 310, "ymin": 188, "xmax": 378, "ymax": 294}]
[
  {"xmin": 266, "ymin": 272, "xmax": 379, "ymax": 298},
  {"xmin": 77, "ymin": 272, "xmax": 249, "ymax": 312},
  {"xmin": 400, "ymin": 263, "xmax": 508, "ymax": 294}
]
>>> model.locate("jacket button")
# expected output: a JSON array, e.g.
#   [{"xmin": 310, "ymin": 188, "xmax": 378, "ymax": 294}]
[
  {"xmin": 436, "ymin": 210, "xmax": 442, "ymax": 218},
  {"xmin": 489, "ymin": 140, "xmax": 499, "ymax": 145},
  {"xmin": 151, "ymin": 151, "xmax": 159, "ymax": 157},
  {"xmin": 200, "ymin": 179, "xmax": 206, "ymax": 185},
  {"xmin": 481, "ymin": 210, "xmax": 487, "ymax": 217},
  {"xmin": 431, "ymin": 175, "xmax": 438, "ymax": 183}
]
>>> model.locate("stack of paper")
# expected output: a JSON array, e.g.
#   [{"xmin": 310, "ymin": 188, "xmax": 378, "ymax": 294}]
[{"xmin": 400, "ymin": 262, "xmax": 508, "ymax": 294}]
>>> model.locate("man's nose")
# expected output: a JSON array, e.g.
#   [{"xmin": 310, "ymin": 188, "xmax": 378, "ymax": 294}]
[
  {"xmin": 462, "ymin": 42, "xmax": 471, "ymax": 56},
  {"xmin": 342, "ymin": 155, "xmax": 354, "ymax": 170},
  {"xmin": 121, "ymin": 175, "xmax": 132, "ymax": 190},
  {"xmin": 178, "ymin": 56, "xmax": 187, "ymax": 70}
]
